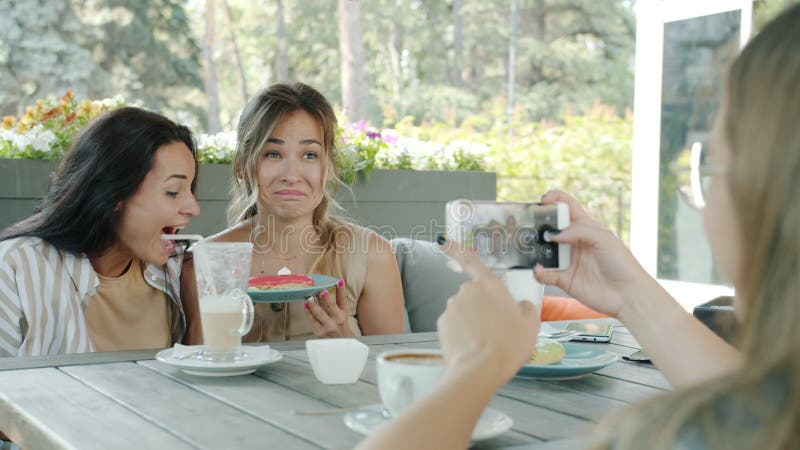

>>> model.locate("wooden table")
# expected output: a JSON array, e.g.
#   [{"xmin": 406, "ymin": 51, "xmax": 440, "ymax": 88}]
[{"xmin": 0, "ymin": 320, "xmax": 669, "ymax": 449}]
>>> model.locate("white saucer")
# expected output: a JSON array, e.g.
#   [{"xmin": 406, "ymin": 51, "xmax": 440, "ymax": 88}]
[
  {"xmin": 155, "ymin": 345, "xmax": 283, "ymax": 377},
  {"xmin": 343, "ymin": 404, "xmax": 513, "ymax": 441}
]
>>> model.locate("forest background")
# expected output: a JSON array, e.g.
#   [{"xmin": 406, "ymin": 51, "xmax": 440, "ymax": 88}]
[{"xmin": 0, "ymin": 0, "xmax": 792, "ymax": 241}]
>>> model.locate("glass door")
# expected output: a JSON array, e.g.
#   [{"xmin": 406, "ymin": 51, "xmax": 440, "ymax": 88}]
[{"xmin": 630, "ymin": 0, "xmax": 751, "ymax": 307}]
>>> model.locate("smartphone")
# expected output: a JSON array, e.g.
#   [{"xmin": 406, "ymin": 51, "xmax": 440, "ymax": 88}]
[
  {"xmin": 565, "ymin": 322, "xmax": 613, "ymax": 342},
  {"xmin": 622, "ymin": 350, "xmax": 652, "ymax": 363},
  {"xmin": 445, "ymin": 200, "xmax": 570, "ymax": 270}
]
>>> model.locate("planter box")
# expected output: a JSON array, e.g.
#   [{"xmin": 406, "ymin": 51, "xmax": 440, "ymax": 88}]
[
  {"xmin": 0, "ymin": 159, "xmax": 496, "ymax": 239},
  {"xmin": 0, "ymin": 159, "xmax": 55, "ymax": 231}
]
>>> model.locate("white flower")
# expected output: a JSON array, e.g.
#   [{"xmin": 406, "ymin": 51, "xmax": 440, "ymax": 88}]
[
  {"xmin": 10, "ymin": 131, "xmax": 32, "ymax": 153},
  {"xmin": 30, "ymin": 129, "xmax": 56, "ymax": 153},
  {"xmin": 197, "ymin": 131, "xmax": 236, "ymax": 160}
]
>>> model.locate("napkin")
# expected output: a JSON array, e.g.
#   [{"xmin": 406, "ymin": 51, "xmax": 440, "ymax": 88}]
[{"xmin": 171, "ymin": 343, "xmax": 200, "ymax": 359}]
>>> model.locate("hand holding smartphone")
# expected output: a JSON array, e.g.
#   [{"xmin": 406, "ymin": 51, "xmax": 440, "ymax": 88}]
[{"xmin": 445, "ymin": 200, "xmax": 571, "ymax": 270}]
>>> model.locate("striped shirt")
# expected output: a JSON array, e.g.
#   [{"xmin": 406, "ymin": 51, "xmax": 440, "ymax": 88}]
[{"xmin": 0, "ymin": 237, "xmax": 186, "ymax": 357}]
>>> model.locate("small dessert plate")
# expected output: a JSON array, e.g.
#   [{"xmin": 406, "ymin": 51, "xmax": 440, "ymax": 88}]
[
  {"xmin": 247, "ymin": 274, "xmax": 338, "ymax": 303},
  {"xmin": 516, "ymin": 343, "xmax": 618, "ymax": 380}
]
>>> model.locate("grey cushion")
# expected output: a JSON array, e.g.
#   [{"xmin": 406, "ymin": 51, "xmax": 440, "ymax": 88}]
[{"xmin": 391, "ymin": 238, "xmax": 470, "ymax": 332}]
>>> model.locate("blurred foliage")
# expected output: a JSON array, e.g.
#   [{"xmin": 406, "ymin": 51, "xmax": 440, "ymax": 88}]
[
  {"xmin": 493, "ymin": 104, "xmax": 633, "ymax": 241},
  {"xmin": 2, "ymin": 0, "xmax": 644, "ymax": 238},
  {"xmin": 389, "ymin": 103, "xmax": 633, "ymax": 240},
  {"xmin": 753, "ymin": 0, "xmax": 799, "ymax": 27},
  {"xmin": 0, "ymin": 0, "xmax": 202, "ymax": 119},
  {"xmin": 177, "ymin": 0, "xmax": 635, "ymax": 131}
]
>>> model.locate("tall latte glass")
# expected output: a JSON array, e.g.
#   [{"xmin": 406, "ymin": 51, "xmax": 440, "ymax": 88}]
[{"xmin": 193, "ymin": 242, "xmax": 254, "ymax": 361}]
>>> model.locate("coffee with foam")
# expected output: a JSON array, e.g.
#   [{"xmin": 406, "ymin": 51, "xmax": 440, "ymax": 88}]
[
  {"xmin": 200, "ymin": 295, "xmax": 244, "ymax": 352},
  {"xmin": 385, "ymin": 353, "xmax": 445, "ymax": 366}
]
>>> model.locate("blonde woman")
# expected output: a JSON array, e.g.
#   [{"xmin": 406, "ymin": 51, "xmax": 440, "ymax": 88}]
[
  {"xmin": 357, "ymin": 6, "xmax": 800, "ymax": 450},
  {"xmin": 182, "ymin": 83, "xmax": 404, "ymax": 342}
]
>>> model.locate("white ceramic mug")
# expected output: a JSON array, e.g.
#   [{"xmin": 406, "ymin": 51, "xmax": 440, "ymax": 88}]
[
  {"xmin": 193, "ymin": 242, "xmax": 255, "ymax": 361},
  {"xmin": 376, "ymin": 349, "xmax": 446, "ymax": 417},
  {"xmin": 501, "ymin": 269, "xmax": 544, "ymax": 314},
  {"xmin": 306, "ymin": 338, "xmax": 369, "ymax": 384}
]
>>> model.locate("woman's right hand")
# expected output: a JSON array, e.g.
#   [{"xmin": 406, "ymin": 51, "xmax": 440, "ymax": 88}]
[
  {"xmin": 533, "ymin": 190, "xmax": 653, "ymax": 317},
  {"xmin": 437, "ymin": 241, "xmax": 540, "ymax": 389}
]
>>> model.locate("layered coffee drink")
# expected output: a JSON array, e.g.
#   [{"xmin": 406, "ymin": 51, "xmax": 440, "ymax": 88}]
[{"xmin": 200, "ymin": 295, "xmax": 243, "ymax": 352}]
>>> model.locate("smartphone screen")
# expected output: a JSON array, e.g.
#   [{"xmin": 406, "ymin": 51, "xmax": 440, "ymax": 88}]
[
  {"xmin": 565, "ymin": 323, "xmax": 613, "ymax": 342},
  {"xmin": 446, "ymin": 200, "xmax": 564, "ymax": 269}
]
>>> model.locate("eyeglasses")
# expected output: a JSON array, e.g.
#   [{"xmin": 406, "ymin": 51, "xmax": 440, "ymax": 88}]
[{"xmin": 674, "ymin": 141, "xmax": 728, "ymax": 210}]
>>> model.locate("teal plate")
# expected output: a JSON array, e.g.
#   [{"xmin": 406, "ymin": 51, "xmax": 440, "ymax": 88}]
[
  {"xmin": 516, "ymin": 343, "xmax": 618, "ymax": 380},
  {"xmin": 247, "ymin": 274, "xmax": 338, "ymax": 303}
]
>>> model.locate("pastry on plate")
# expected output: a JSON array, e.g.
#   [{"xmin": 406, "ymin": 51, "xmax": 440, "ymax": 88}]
[
  {"xmin": 529, "ymin": 338, "xmax": 565, "ymax": 365},
  {"xmin": 248, "ymin": 274, "xmax": 314, "ymax": 290}
]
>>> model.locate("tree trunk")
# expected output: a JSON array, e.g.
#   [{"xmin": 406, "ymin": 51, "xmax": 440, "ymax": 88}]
[
  {"xmin": 533, "ymin": 0, "xmax": 546, "ymax": 41},
  {"xmin": 525, "ymin": 0, "xmax": 547, "ymax": 85},
  {"xmin": 337, "ymin": 0, "xmax": 366, "ymax": 121},
  {"xmin": 507, "ymin": 0, "xmax": 518, "ymax": 135},
  {"xmin": 274, "ymin": 0, "xmax": 289, "ymax": 83},
  {"xmin": 387, "ymin": 18, "xmax": 404, "ymax": 108},
  {"xmin": 202, "ymin": 0, "xmax": 222, "ymax": 133},
  {"xmin": 452, "ymin": 0, "xmax": 463, "ymax": 87},
  {"xmin": 222, "ymin": 0, "xmax": 249, "ymax": 103}
]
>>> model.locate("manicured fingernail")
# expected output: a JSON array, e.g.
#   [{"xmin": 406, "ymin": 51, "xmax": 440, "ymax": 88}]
[
  {"xmin": 436, "ymin": 235, "xmax": 446, "ymax": 245},
  {"xmin": 337, "ymin": 279, "xmax": 345, "ymax": 288},
  {"xmin": 304, "ymin": 302, "xmax": 310, "ymax": 310},
  {"xmin": 320, "ymin": 290, "xmax": 329, "ymax": 299}
]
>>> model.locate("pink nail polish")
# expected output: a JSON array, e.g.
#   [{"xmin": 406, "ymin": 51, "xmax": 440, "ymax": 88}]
[
  {"xmin": 321, "ymin": 290, "xmax": 329, "ymax": 299},
  {"xmin": 337, "ymin": 279, "xmax": 345, "ymax": 288},
  {"xmin": 304, "ymin": 302, "xmax": 310, "ymax": 310}
]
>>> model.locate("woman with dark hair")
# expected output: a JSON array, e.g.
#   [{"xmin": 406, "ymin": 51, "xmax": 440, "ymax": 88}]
[{"xmin": 0, "ymin": 107, "xmax": 200, "ymax": 357}]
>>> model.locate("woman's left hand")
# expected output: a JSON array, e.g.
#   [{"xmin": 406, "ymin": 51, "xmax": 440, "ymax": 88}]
[{"xmin": 304, "ymin": 280, "xmax": 355, "ymax": 337}]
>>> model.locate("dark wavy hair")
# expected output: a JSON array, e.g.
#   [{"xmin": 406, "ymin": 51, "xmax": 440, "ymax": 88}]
[{"xmin": 0, "ymin": 107, "xmax": 198, "ymax": 256}]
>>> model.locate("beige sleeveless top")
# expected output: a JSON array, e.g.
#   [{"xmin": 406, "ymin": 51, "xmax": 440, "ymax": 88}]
[
  {"xmin": 243, "ymin": 225, "xmax": 371, "ymax": 342},
  {"xmin": 84, "ymin": 258, "xmax": 172, "ymax": 351}
]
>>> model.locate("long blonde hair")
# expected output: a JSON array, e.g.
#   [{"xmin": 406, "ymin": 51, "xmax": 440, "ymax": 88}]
[
  {"xmin": 229, "ymin": 82, "xmax": 352, "ymax": 279},
  {"xmin": 594, "ymin": 6, "xmax": 800, "ymax": 449}
]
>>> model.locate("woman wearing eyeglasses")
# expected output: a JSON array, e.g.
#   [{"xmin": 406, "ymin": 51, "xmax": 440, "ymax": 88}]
[{"xmin": 357, "ymin": 5, "xmax": 800, "ymax": 450}]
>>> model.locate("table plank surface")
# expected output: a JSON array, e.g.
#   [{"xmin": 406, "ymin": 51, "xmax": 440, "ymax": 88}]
[
  {"xmin": 0, "ymin": 368, "xmax": 195, "ymax": 450},
  {"xmin": 0, "ymin": 320, "xmax": 667, "ymax": 449}
]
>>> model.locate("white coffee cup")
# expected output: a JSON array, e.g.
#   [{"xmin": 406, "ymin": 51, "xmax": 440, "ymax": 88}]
[
  {"xmin": 500, "ymin": 269, "xmax": 544, "ymax": 313},
  {"xmin": 376, "ymin": 349, "xmax": 446, "ymax": 417},
  {"xmin": 306, "ymin": 338, "xmax": 369, "ymax": 384}
]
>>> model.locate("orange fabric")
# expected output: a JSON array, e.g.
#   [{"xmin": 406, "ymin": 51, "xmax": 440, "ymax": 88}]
[{"xmin": 540, "ymin": 296, "xmax": 610, "ymax": 322}]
